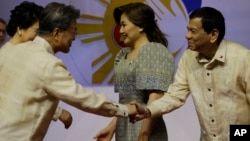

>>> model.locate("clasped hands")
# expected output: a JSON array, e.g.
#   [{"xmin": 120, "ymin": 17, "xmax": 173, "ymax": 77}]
[{"xmin": 126, "ymin": 101, "xmax": 151, "ymax": 123}]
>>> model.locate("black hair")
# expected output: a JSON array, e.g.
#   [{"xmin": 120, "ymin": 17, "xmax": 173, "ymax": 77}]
[
  {"xmin": 113, "ymin": 2, "xmax": 168, "ymax": 47},
  {"xmin": 189, "ymin": 7, "xmax": 225, "ymax": 44},
  {"xmin": 38, "ymin": 2, "xmax": 80, "ymax": 35},
  {"xmin": 6, "ymin": 1, "xmax": 43, "ymax": 36}
]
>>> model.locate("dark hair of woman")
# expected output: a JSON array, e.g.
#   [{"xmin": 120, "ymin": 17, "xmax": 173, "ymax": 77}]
[
  {"xmin": 114, "ymin": 2, "xmax": 168, "ymax": 47},
  {"xmin": 6, "ymin": 1, "xmax": 43, "ymax": 37}
]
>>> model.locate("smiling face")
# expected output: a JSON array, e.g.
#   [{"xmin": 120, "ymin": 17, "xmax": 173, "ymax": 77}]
[
  {"xmin": 119, "ymin": 13, "xmax": 142, "ymax": 47},
  {"xmin": 185, "ymin": 17, "xmax": 212, "ymax": 54}
]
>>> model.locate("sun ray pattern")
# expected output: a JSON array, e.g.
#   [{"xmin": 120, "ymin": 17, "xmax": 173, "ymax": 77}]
[{"xmin": 76, "ymin": 0, "xmax": 188, "ymax": 84}]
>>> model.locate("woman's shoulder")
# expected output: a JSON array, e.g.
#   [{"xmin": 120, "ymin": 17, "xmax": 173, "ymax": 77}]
[
  {"xmin": 144, "ymin": 42, "xmax": 166, "ymax": 49},
  {"xmin": 139, "ymin": 42, "xmax": 171, "ymax": 56},
  {"xmin": 140, "ymin": 42, "xmax": 168, "ymax": 53}
]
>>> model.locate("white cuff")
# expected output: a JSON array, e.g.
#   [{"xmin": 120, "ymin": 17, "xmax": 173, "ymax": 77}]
[
  {"xmin": 116, "ymin": 104, "xmax": 128, "ymax": 117},
  {"xmin": 52, "ymin": 107, "xmax": 63, "ymax": 121}
]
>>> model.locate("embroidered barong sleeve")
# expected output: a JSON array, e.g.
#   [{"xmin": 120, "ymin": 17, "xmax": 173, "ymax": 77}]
[{"xmin": 43, "ymin": 59, "xmax": 128, "ymax": 117}]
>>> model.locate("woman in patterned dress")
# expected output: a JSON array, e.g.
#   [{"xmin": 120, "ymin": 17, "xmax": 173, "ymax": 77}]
[{"xmin": 94, "ymin": 2, "xmax": 174, "ymax": 141}]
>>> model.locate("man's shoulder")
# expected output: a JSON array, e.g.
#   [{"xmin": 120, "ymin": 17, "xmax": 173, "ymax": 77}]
[
  {"xmin": 224, "ymin": 40, "xmax": 248, "ymax": 50},
  {"xmin": 224, "ymin": 40, "xmax": 249, "ymax": 54},
  {"xmin": 13, "ymin": 41, "xmax": 58, "ymax": 62},
  {"xmin": 16, "ymin": 40, "xmax": 39, "ymax": 47}
]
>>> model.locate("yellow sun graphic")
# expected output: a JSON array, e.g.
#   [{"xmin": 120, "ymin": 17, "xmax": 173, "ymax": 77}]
[{"xmin": 76, "ymin": 0, "xmax": 188, "ymax": 84}]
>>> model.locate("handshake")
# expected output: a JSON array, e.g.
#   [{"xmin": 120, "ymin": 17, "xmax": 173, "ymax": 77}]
[{"xmin": 126, "ymin": 102, "xmax": 152, "ymax": 123}]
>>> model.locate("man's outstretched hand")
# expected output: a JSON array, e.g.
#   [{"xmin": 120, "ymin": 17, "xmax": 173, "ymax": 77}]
[{"xmin": 128, "ymin": 102, "xmax": 151, "ymax": 123}]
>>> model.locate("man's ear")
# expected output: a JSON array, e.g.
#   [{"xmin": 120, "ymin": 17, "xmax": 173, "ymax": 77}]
[
  {"xmin": 52, "ymin": 28, "xmax": 61, "ymax": 40},
  {"xmin": 210, "ymin": 29, "xmax": 219, "ymax": 43}
]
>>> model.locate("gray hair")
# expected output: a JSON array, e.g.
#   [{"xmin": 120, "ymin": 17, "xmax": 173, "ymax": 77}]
[{"xmin": 38, "ymin": 2, "xmax": 80, "ymax": 35}]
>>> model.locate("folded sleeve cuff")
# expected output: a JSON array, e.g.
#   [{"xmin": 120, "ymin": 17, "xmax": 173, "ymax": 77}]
[
  {"xmin": 116, "ymin": 104, "xmax": 128, "ymax": 117},
  {"xmin": 147, "ymin": 103, "xmax": 162, "ymax": 118},
  {"xmin": 52, "ymin": 107, "xmax": 63, "ymax": 121}
]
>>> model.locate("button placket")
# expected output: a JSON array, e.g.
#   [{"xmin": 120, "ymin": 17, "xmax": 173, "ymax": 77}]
[{"xmin": 205, "ymin": 69, "xmax": 217, "ymax": 137}]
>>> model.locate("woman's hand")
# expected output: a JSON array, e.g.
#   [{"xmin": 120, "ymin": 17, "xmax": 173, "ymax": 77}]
[
  {"xmin": 93, "ymin": 118, "xmax": 117, "ymax": 141},
  {"xmin": 93, "ymin": 127, "xmax": 114, "ymax": 141}
]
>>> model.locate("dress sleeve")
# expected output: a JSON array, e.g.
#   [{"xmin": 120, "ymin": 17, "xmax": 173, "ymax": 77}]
[
  {"xmin": 135, "ymin": 43, "xmax": 174, "ymax": 92},
  {"xmin": 147, "ymin": 50, "xmax": 190, "ymax": 117}
]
